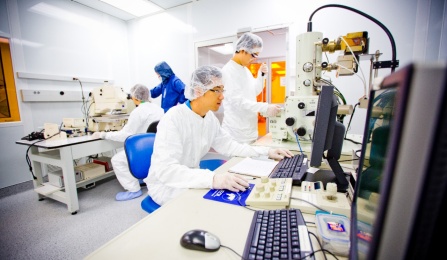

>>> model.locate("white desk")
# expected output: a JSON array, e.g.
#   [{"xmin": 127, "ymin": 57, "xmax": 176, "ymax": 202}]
[
  {"xmin": 16, "ymin": 136, "xmax": 122, "ymax": 214},
  {"xmin": 86, "ymin": 157, "xmax": 347, "ymax": 259}
]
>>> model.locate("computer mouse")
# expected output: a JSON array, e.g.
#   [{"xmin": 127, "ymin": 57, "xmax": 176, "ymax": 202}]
[{"xmin": 180, "ymin": 229, "xmax": 221, "ymax": 252}]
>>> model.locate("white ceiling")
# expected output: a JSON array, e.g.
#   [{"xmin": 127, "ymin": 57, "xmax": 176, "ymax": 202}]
[{"xmin": 72, "ymin": 0, "xmax": 194, "ymax": 21}]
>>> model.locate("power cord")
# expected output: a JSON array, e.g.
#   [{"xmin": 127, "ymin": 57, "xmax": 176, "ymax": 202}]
[
  {"xmin": 291, "ymin": 196, "xmax": 330, "ymax": 213},
  {"xmin": 307, "ymin": 231, "xmax": 328, "ymax": 260},
  {"xmin": 25, "ymin": 130, "xmax": 63, "ymax": 180},
  {"xmin": 220, "ymin": 245, "xmax": 242, "ymax": 259},
  {"xmin": 74, "ymin": 78, "xmax": 90, "ymax": 131}
]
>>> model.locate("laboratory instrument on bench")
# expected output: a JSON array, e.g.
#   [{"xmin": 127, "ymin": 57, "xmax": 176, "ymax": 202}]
[
  {"xmin": 269, "ymin": 3, "xmax": 400, "ymax": 144},
  {"xmin": 269, "ymin": 31, "xmax": 369, "ymax": 143},
  {"xmin": 245, "ymin": 177, "xmax": 293, "ymax": 209},
  {"xmin": 88, "ymin": 84, "xmax": 135, "ymax": 132},
  {"xmin": 242, "ymin": 208, "xmax": 315, "ymax": 260}
]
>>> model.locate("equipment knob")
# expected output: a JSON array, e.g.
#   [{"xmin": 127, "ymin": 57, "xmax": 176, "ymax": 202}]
[
  {"xmin": 303, "ymin": 79, "xmax": 311, "ymax": 87},
  {"xmin": 261, "ymin": 176, "xmax": 269, "ymax": 183},
  {"xmin": 296, "ymin": 127, "xmax": 306, "ymax": 136},
  {"xmin": 322, "ymin": 38, "xmax": 329, "ymax": 45},
  {"xmin": 321, "ymin": 62, "xmax": 328, "ymax": 68},
  {"xmin": 303, "ymin": 62, "xmax": 313, "ymax": 72},
  {"xmin": 298, "ymin": 102, "xmax": 305, "ymax": 109},
  {"xmin": 285, "ymin": 117, "xmax": 295, "ymax": 126},
  {"xmin": 256, "ymin": 184, "xmax": 265, "ymax": 192},
  {"xmin": 264, "ymin": 192, "xmax": 271, "ymax": 198}
]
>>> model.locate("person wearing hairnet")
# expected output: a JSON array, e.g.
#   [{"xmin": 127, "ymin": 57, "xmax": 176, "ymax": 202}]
[
  {"xmin": 144, "ymin": 65, "xmax": 293, "ymax": 206},
  {"xmin": 92, "ymin": 84, "xmax": 164, "ymax": 201},
  {"xmin": 222, "ymin": 32, "xmax": 282, "ymax": 144},
  {"xmin": 150, "ymin": 61, "xmax": 188, "ymax": 113}
]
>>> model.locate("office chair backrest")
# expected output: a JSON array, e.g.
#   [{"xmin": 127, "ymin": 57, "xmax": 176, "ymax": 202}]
[
  {"xmin": 124, "ymin": 133, "xmax": 156, "ymax": 180},
  {"xmin": 199, "ymin": 159, "xmax": 227, "ymax": 171},
  {"xmin": 147, "ymin": 120, "xmax": 159, "ymax": 133}
]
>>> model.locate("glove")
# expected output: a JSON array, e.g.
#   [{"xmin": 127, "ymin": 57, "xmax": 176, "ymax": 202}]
[
  {"xmin": 91, "ymin": 132, "xmax": 103, "ymax": 139},
  {"xmin": 268, "ymin": 148, "xmax": 295, "ymax": 160},
  {"xmin": 213, "ymin": 173, "xmax": 249, "ymax": 192},
  {"xmin": 266, "ymin": 104, "xmax": 281, "ymax": 117},
  {"xmin": 258, "ymin": 63, "xmax": 268, "ymax": 76}
]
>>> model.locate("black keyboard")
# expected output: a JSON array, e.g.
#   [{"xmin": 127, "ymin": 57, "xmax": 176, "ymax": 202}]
[
  {"xmin": 242, "ymin": 209, "xmax": 315, "ymax": 260},
  {"xmin": 269, "ymin": 153, "xmax": 308, "ymax": 185}
]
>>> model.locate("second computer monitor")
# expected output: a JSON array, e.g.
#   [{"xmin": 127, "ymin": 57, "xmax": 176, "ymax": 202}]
[{"xmin": 305, "ymin": 85, "xmax": 349, "ymax": 192}]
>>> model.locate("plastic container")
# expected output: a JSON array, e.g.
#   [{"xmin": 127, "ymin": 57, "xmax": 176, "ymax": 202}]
[{"xmin": 315, "ymin": 213, "xmax": 351, "ymax": 256}]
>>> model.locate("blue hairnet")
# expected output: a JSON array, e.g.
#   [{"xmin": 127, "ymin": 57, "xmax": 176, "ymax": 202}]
[
  {"xmin": 130, "ymin": 84, "xmax": 150, "ymax": 101},
  {"xmin": 154, "ymin": 61, "xmax": 174, "ymax": 82},
  {"xmin": 235, "ymin": 32, "xmax": 263, "ymax": 54},
  {"xmin": 185, "ymin": 65, "xmax": 223, "ymax": 101}
]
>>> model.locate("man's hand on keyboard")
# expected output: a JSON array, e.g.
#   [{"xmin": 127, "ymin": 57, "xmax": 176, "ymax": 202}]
[
  {"xmin": 213, "ymin": 173, "xmax": 249, "ymax": 192},
  {"xmin": 268, "ymin": 148, "xmax": 294, "ymax": 160}
]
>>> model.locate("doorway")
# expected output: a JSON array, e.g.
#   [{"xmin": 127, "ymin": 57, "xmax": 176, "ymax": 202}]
[{"xmin": 195, "ymin": 27, "xmax": 288, "ymax": 137}]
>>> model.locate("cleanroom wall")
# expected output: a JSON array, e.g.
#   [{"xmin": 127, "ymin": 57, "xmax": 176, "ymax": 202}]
[{"xmin": 0, "ymin": 0, "xmax": 131, "ymax": 188}]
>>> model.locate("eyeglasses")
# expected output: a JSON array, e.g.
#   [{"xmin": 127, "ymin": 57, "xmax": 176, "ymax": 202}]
[
  {"xmin": 208, "ymin": 89, "xmax": 226, "ymax": 94},
  {"xmin": 250, "ymin": 53, "xmax": 259, "ymax": 58}
]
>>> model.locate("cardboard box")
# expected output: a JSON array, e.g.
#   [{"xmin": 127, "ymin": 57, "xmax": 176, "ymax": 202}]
[
  {"xmin": 75, "ymin": 163, "xmax": 105, "ymax": 180},
  {"xmin": 93, "ymin": 156, "xmax": 113, "ymax": 172},
  {"xmin": 48, "ymin": 170, "xmax": 83, "ymax": 188}
]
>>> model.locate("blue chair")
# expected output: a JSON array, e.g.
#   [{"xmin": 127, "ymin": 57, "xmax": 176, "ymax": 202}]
[
  {"xmin": 124, "ymin": 133, "xmax": 160, "ymax": 213},
  {"xmin": 199, "ymin": 159, "xmax": 227, "ymax": 171},
  {"xmin": 125, "ymin": 133, "xmax": 227, "ymax": 213}
]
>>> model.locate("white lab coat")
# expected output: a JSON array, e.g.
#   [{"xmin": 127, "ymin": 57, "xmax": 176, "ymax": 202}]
[
  {"xmin": 104, "ymin": 102, "xmax": 164, "ymax": 192},
  {"xmin": 221, "ymin": 60, "xmax": 269, "ymax": 144},
  {"xmin": 145, "ymin": 103, "xmax": 270, "ymax": 205}
]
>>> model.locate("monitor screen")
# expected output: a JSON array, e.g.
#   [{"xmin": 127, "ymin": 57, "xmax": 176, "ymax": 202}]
[
  {"xmin": 305, "ymin": 85, "xmax": 350, "ymax": 192},
  {"xmin": 350, "ymin": 62, "xmax": 447, "ymax": 259}
]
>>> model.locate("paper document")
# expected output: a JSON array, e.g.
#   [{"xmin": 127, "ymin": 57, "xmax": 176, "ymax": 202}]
[{"xmin": 228, "ymin": 157, "xmax": 279, "ymax": 177}]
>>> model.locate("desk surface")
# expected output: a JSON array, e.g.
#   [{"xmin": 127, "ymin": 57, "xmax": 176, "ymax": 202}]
[
  {"xmin": 16, "ymin": 135, "xmax": 101, "ymax": 149},
  {"xmin": 86, "ymin": 157, "xmax": 345, "ymax": 260}
]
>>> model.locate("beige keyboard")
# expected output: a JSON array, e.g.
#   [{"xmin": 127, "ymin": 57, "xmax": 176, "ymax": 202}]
[{"xmin": 245, "ymin": 177, "xmax": 293, "ymax": 209}]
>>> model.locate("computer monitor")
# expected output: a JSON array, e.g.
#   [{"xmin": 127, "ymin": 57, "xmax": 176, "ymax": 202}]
[
  {"xmin": 305, "ymin": 85, "xmax": 350, "ymax": 192},
  {"xmin": 350, "ymin": 62, "xmax": 447, "ymax": 259}
]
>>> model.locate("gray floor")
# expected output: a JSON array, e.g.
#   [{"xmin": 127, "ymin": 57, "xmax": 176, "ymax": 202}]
[{"xmin": 0, "ymin": 177, "xmax": 148, "ymax": 260}]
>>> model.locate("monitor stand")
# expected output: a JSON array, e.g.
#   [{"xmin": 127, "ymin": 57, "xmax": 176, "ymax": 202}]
[{"xmin": 304, "ymin": 167, "xmax": 350, "ymax": 192}]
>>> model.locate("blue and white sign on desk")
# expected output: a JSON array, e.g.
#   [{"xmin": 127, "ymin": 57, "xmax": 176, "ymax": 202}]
[{"xmin": 203, "ymin": 183, "xmax": 255, "ymax": 206}]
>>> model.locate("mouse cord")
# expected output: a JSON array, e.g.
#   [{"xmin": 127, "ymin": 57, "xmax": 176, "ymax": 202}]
[
  {"xmin": 290, "ymin": 196, "xmax": 330, "ymax": 213},
  {"xmin": 220, "ymin": 245, "xmax": 242, "ymax": 258}
]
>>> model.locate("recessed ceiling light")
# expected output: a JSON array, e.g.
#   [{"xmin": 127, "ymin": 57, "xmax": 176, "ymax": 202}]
[
  {"xmin": 100, "ymin": 0, "xmax": 163, "ymax": 17},
  {"xmin": 209, "ymin": 43, "xmax": 234, "ymax": 55}
]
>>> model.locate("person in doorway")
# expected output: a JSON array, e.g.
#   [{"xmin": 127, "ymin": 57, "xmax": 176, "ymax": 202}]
[
  {"xmin": 222, "ymin": 32, "xmax": 282, "ymax": 144},
  {"xmin": 92, "ymin": 84, "xmax": 164, "ymax": 201},
  {"xmin": 144, "ymin": 65, "xmax": 293, "ymax": 206},
  {"xmin": 150, "ymin": 61, "xmax": 188, "ymax": 113}
]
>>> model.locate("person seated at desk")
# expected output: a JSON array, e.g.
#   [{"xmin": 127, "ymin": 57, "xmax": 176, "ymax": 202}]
[
  {"xmin": 144, "ymin": 65, "xmax": 293, "ymax": 206},
  {"xmin": 92, "ymin": 84, "xmax": 164, "ymax": 201}
]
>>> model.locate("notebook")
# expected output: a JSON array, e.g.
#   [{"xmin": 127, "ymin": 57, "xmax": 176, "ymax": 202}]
[{"xmin": 228, "ymin": 157, "xmax": 279, "ymax": 178}]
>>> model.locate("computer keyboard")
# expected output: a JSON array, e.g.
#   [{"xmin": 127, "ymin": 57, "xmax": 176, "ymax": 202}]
[
  {"xmin": 269, "ymin": 153, "xmax": 308, "ymax": 185},
  {"xmin": 242, "ymin": 208, "xmax": 315, "ymax": 260}
]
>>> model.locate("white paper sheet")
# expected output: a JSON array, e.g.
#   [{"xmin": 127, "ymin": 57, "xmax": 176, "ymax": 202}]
[{"xmin": 228, "ymin": 157, "xmax": 279, "ymax": 177}]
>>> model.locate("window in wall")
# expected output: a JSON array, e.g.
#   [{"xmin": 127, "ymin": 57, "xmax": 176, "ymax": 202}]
[{"xmin": 0, "ymin": 37, "xmax": 20, "ymax": 123}]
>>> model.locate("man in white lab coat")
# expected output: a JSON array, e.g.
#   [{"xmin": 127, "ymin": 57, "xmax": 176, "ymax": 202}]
[
  {"xmin": 222, "ymin": 32, "xmax": 282, "ymax": 144},
  {"xmin": 92, "ymin": 84, "xmax": 164, "ymax": 201},
  {"xmin": 144, "ymin": 65, "xmax": 293, "ymax": 206}
]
